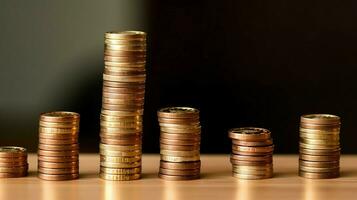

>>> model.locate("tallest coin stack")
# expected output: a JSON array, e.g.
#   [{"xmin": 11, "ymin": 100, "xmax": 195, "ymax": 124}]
[{"xmin": 99, "ymin": 31, "xmax": 146, "ymax": 181}]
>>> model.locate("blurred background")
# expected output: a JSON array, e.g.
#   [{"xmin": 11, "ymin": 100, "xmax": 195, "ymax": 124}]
[{"xmin": 0, "ymin": 0, "xmax": 356, "ymax": 153}]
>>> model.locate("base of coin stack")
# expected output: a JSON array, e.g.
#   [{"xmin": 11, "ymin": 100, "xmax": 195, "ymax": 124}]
[
  {"xmin": 99, "ymin": 31, "xmax": 146, "ymax": 181},
  {"xmin": 0, "ymin": 146, "xmax": 28, "ymax": 178},
  {"xmin": 299, "ymin": 114, "xmax": 341, "ymax": 179},
  {"xmin": 37, "ymin": 112, "xmax": 80, "ymax": 181},
  {"xmin": 157, "ymin": 107, "xmax": 201, "ymax": 180},
  {"xmin": 229, "ymin": 127, "xmax": 274, "ymax": 180}
]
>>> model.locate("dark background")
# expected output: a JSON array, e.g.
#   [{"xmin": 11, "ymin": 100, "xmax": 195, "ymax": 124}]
[{"xmin": 1, "ymin": 0, "xmax": 356, "ymax": 153}]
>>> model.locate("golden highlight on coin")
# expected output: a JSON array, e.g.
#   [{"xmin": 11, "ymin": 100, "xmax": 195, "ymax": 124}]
[
  {"xmin": 37, "ymin": 111, "xmax": 80, "ymax": 181},
  {"xmin": 158, "ymin": 107, "xmax": 201, "ymax": 181},
  {"xmin": 299, "ymin": 114, "xmax": 341, "ymax": 179},
  {"xmin": 228, "ymin": 127, "xmax": 274, "ymax": 180},
  {"xmin": 100, "ymin": 31, "xmax": 147, "ymax": 181}
]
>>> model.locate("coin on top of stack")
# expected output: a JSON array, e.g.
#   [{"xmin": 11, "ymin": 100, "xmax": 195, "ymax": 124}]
[
  {"xmin": 38, "ymin": 111, "xmax": 80, "ymax": 181},
  {"xmin": 228, "ymin": 127, "xmax": 274, "ymax": 180},
  {"xmin": 100, "ymin": 31, "xmax": 146, "ymax": 181},
  {"xmin": 0, "ymin": 146, "xmax": 28, "ymax": 178},
  {"xmin": 299, "ymin": 114, "xmax": 341, "ymax": 179},
  {"xmin": 158, "ymin": 107, "xmax": 201, "ymax": 181}
]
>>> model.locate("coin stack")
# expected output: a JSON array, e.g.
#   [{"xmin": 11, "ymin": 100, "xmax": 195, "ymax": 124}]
[
  {"xmin": 99, "ymin": 31, "xmax": 146, "ymax": 181},
  {"xmin": 38, "ymin": 111, "xmax": 80, "ymax": 181},
  {"xmin": 0, "ymin": 146, "xmax": 28, "ymax": 178},
  {"xmin": 299, "ymin": 114, "xmax": 341, "ymax": 179},
  {"xmin": 228, "ymin": 127, "xmax": 274, "ymax": 179},
  {"xmin": 157, "ymin": 107, "xmax": 201, "ymax": 181}
]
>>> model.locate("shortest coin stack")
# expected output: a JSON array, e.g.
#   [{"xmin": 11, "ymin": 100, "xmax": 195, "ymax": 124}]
[
  {"xmin": 38, "ymin": 111, "xmax": 80, "ymax": 181},
  {"xmin": 0, "ymin": 146, "xmax": 28, "ymax": 178},
  {"xmin": 158, "ymin": 107, "xmax": 201, "ymax": 181},
  {"xmin": 299, "ymin": 114, "xmax": 341, "ymax": 179},
  {"xmin": 229, "ymin": 127, "xmax": 274, "ymax": 180}
]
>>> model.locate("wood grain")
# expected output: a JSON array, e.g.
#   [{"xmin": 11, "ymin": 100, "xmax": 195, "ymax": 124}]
[{"xmin": 0, "ymin": 154, "xmax": 355, "ymax": 200}]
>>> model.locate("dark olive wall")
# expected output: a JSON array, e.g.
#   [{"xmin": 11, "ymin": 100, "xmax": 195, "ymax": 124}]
[{"xmin": 1, "ymin": 0, "xmax": 357, "ymax": 153}]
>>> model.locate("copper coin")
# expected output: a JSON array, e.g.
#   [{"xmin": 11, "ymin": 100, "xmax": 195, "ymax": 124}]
[
  {"xmin": 103, "ymin": 80, "xmax": 145, "ymax": 88},
  {"xmin": 102, "ymin": 92, "xmax": 145, "ymax": 100},
  {"xmin": 230, "ymin": 159, "xmax": 272, "ymax": 166},
  {"xmin": 232, "ymin": 145, "xmax": 274, "ymax": 153},
  {"xmin": 232, "ymin": 149, "xmax": 273, "ymax": 156},
  {"xmin": 0, "ymin": 146, "xmax": 27, "ymax": 158},
  {"xmin": 0, "ymin": 165, "xmax": 28, "ymax": 173},
  {"xmin": 38, "ymin": 150, "xmax": 78, "ymax": 157},
  {"xmin": 104, "ymin": 50, "xmax": 146, "ymax": 57},
  {"xmin": 228, "ymin": 127, "xmax": 271, "ymax": 141},
  {"xmin": 160, "ymin": 161, "xmax": 201, "ymax": 170},
  {"xmin": 159, "ymin": 168, "xmax": 200, "ymax": 176},
  {"xmin": 232, "ymin": 139, "xmax": 273, "ymax": 147},
  {"xmin": 230, "ymin": 154, "xmax": 272, "ymax": 162},
  {"xmin": 38, "ymin": 161, "xmax": 78, "ymax": 169},
  {"xmin": 158, "ymin": 173, "xmax": 200, "ymax": 180},
  {"xmin": 102, "ymin": 97, "xmax": 144, "ymax": 105},
  {"xmin": 39, "ymin": 132, "xmax": 78, "ymax": 140},
  {"xmin": 158, "ymin": 122, "xmax": 200, "ymax": 129},
  {"xmin": 160, "ymin": 144, "xmax": 200, "ymax": 151},
  {"xmin": 160, "ymin": 155, "xmax": 200, "ymax": 162},
  {"xmin": 103, "ymin": 86, "xmax": 145, "ymax": 94},
  {"xmin": 39, "ymin": 138, "xmax": 78, "ymax": 145},
  {"xmin": 100, "ymin": 134, "xmax": 142, "ymax": 140},
  {"xmin": 101, "ymin": 138, "xmax": 142, "ymax": 145},
  {"xmin": 40, "ymin": 112, "xmax": 80, "ymax": 123},
  {"xmin": 299, "ymin": 142, "xmax": 340, "ymax": 150},
  {"xmin": 100, "ymin": 161, "xmax": 141, "ymax": 168},
  {"xmin": 299, "ymin": 154, "xmax": 340, "ymax": 162},
  {"xmin": 38, "ymin": 167, "xmax": 79, "ymax": 175},
  {"xmin": 300, "ymin": 114, "xmax": 340, "ymax": 125},
  {"xmin": 158, "ymin": 117, "xmax": 200, "ymax": 124},
  {"xmin": 0, "ymin": 171, "xmax": 28, "ymax": 178},
  {"xmin": 39, "ymin": 121, "xmax": 79, "ymax": 129},
  {"xmin": 299, "ymin": 166, "xmax": 339, "ymax": 173},
  {"xmin": 157, "ymin": 107, "xmax": 200, "ymax": 119},
  {"xmin": 299, "ymin": 160, "xmax": 339, "ymax": 168},
  {"xmin": 38, "ymin": 144, "xmax": 79, "ymax": 151},
  {"xmin": 299, "ymin": 148, "xmax": 340, "ymax": 156},
  {"xmin": 160, "ymin": 150, "xmax": 200, "ymax": 157},
  {"xmin": 104, "ymin": 56, "xmax": 146, "ymax": 63},
  {"xmin": 105, "ymin": 31, "xmax": 146, "ymax": 39},
  {"xmin": 160, "ymin": 138, "xmax": 200, "ymax": 146},
  {"xmin": 299, "ymin": 171, "xmax": 339, "ymax": 179},
  {"xmin": 99, "ymin": 149, "xmax": 141, "ymax": 157},
  {"xmin": 160, "ymin": 133, "xmax": 200, "ymax": 141},
  {"xmin": 0, "ymin": 161, "xmax": 28, "ymax": 167},
  {"xmin": 100, "ymin": 114, "xmax": 143, "ymax": 121},
  {"xmin": 38, "ymin": 173, "xmax": 79, "ymax": 181},
  {"xmin": 160, "ymin": 127, "xmax": 201, "ymax": 134},
  {"xmin": 101, "ymin": 104, "xmax": 144, "ymax": 111},
  {"xmin": 0, "ymin": 156, "xmax": 27, "ymax": 163},
  {"xmin": 100, "ymin": 127, "xmax": 142, "ymax": 135},
  {"xmin": 38, "ymin": 155, "xmax": 78, "ymax": 163},
  {"xmin": 300, "ymin": 138, "xmax": 339, "ymax": 146},
  {"xmin": 99, "ymin": 143, "xmax": 141, "ymax": 151}
]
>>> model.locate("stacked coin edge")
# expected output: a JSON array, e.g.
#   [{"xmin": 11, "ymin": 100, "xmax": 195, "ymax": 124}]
[
  {"xmin": 99, "ymin": 31, "xmax": 146, "ymax": 181},
  {"xmin": 0, "ymin": 146, "xmax": 28, "ymax": 178},
  {"xmin": 158, "ymin": 107, "xmax": 201, "ymax": 181},
  {"xmin": 229, "ymin": 127, "xmax": 274, "ymax": 180}
]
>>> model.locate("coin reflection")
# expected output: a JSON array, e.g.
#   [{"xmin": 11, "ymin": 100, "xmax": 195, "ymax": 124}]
[
  {"xmin": 163, "ymin": 181, "xmax": 179, "ymax": 200},
  {"xmin": 235, "ymin": 180, "xmax": 254, "ymax": 200},
  {"xmin": 40, "ymin": 181, "xmax": 77, "ymax": 200}
]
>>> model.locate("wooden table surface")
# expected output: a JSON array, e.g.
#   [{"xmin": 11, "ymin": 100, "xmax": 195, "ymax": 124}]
[{"xmin": 0, "ymin": 154, "xmax": 356, "ymax": 200}]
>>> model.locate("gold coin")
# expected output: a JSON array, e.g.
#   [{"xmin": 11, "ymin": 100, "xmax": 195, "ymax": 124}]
[
  {"xmin": 299, "ymin": 166, "xmax": 339, "ymax": 173},
  {"xmin": 299, "ymin": 142, "xmax": 339, "ymax": 150},
  {"xmin": 100, "ymin": 167, "xmax": 141, "ymax": 174},
  {"xmin": 160, "ymin": 150, "xmax": 200, "ymax": 157},
  {"xmin": 105, "ymin": 31, "xmax": 146, "ymax": 40},
  {"xmin": 300, "ymin": 114, "xmax": 340, "ymax": 125},
  {"xmin": 99, "ymin": 172, "xmax": 141, "ymax": 181},
  {"xmin": 300, "ymin": 132, "xmax": 339, "ymax": 140},
  {"xmin": 300, "ymin": 138, "xmax": 339, "ymax": 145},
  {"xmin": 157, "ymin": 107, "xmax": 200, "ymax": 118},
  {"xmin": 228, "ymin": 127, "xmax": 271, "ymax": 141},
  {"xmin": 100, "ymin": 143, "xmax": 141, "ymax": 151},
  {"xmin": 232, "ymin": 172, "xmax": 273, "ymax": 180},
  {"xmin": 100, "ymin": 161, "xmax": 141, "ymax": 168},
  {"xmin": 40, "ymin": 111, "xmax": 80, "ymax": 122},
  {"xmin": 160, "ymin": 155, "xmax": 200, "ymax": 162},
  {"xmin": 101, "ymin": 109, "xmax": 143, "ymax": 117},
  {"xmin": 100, "ymin": 155, "xmax": 141, "ymax": 163},
  {"xmin": 104, "ymin": 61, "xmax": 145, "ymax": 68},
  {"xmin": 100, "ymin": 149, "xmax": 141, "ymax": 157}
]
